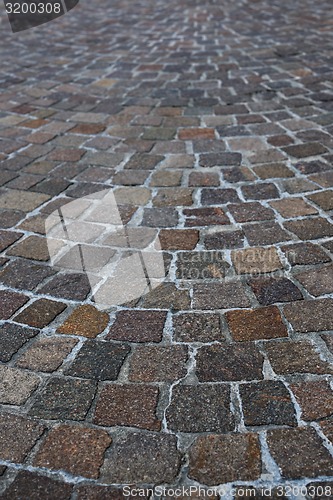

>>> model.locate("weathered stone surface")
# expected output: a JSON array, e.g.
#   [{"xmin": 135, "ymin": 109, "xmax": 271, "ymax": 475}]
[
  {"xmin": 0, "ymin": 413, "xmax": 45, "ymax": 462},
  {"xmin": 283, "ymin": 298, "xmax": 333, "ymax": 332},
  {"xmin": 129, "ymin": 345, "xmax": 188, "ymax": 382},
  {"xmin": 290, "ymin": 380, "xmax": 333, "ymax": 421},
  {"xmin": 173, "ymin": 312, "xmax": 223, "ymax": 342},
  {"xmin": 1, "ymin": 471, "xmax": 73, "ymax": 500},
  {"xmin": 232, "ymin": 247, "xmax": 283, "ymax": 274},
  {"xmin": 0, "ymin": 290, "xmax": 28, "ymax": 320},
  {"xmin": 0, "ymin": 323, "xmax": 38, "ymax": 362},
  {"xmin": 0, "ymin": 365, "xmax": 40, "ymax": 404},
  {"xmin": 58, "ymin": 305, "xmax": 109, "ymax": 338},
  {"xmin": 16, "ymin": 336, "xmax": 77, "ymax": 372},
  {"xmin": 248, "ymin": 276, "xmax": 303, "ymax": 305},
  {"xmin": 226, "ymin": 306, "xmax": 288, "ymax": 341},
  {"xmin": 293, "ymin": 264, "xmax": 333, "ymax": 297},
  {"xmin": 140, "ymin": 283, "xmax": 191, "ymax": 310},
  {"xmin": 14, "ymin": 299, "xmax": 66, "ymax": 328},
  {"xmin": 107, "ymin": 309, "xmax": 167, "ymax": 342},
  {"xmin": 159, "ymin": 229, "xmax": 199, "ymax": 250},
  {"xmin": 193, "ymin": 282, "xmax": 250, "ymax": 309}
]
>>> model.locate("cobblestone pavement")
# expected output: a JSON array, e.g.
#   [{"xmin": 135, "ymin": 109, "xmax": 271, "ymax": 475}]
[{"xmin": 0, "ymin": 0, "xmax": 333, "ymax": 497}]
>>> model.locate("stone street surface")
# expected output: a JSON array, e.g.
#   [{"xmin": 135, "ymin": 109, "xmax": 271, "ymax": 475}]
[{"xmin": 0, "ymin": 0, "xmax": 333, "ymax": 497}]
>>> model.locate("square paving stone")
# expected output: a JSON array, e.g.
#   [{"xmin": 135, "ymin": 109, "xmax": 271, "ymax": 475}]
[
  {"xmin": 201, "ymin": 188, "xmax": 240, "ymax": 205},
  {"xmin": 0, "ymin": 365, "xmax": 40, "ymax": 405},
  {"xmin": 281, "ymin": 242, "xmax": 331, "ymax": 266},
  {"xmin": 239, "ymin": 381, "xmax": 296, "ymax": 427},
  {"xmin": 293, "ymin": 264, "xmax": 333, "ymax": 297},
  {"xmin": 290, "ymin": 380, "xmax": 333, "ymax": 421},
  {"xmin": 33, "ymin": 424, "xmax": 111, "ymax": 479},
  {"xmin": 14, "ymin": 299, "xmax": 66, "ymax": 328},
  {"xmin": 0, "ymin": 260, "xmax": 56, "ymax": 290},
  {"xmin": 153, "ymin": 188, "xmax": 193, "ymax": 207},
  {"xmin": 0, "ymin": 190, "xmax": 50, "ymax": 212},
  {"xmin": 266, "ymin": 427, "xmax": 333, "ymax": 479},
  {"xmin": 141, "ymin": 208, "xmax": 178, "ymax": 227},
  {"xmin": 282, "ymin": 142, "xmax": 328, "ymax": 158},
  {"xmin": 15, "ymin": 336, "xmax": 78, "ymax": 372},
  {"xmin": 204, "ymin": 229, "xmax": 245, "ymax": 250},
  {"xmin": 264, "ymin": 340, "xmax": 333, "ymax": 375},
  {"xmin": 140, "ymin": 283, "xmax": 191, "ymax": 310},
  {"xmin": 0, "ymin": 323, "xmax": 38, "ymax": 362},
  {"xmin": 166, "ymin": 384, "xmax": 234, "ymax": 433},
  {"xmin": 270, "ymin": 197, "xmax": 318, "ymax": 218},
  {"xmin": 192, "ymin": 282, "xmax": 250, "ymax": 309},
  {"xmin": 307, "ymin": 190, "xmax": 333, "ymax": 211},
  {"xmin": 57, "ymin": 305, "xmax": 109, "ymax": 338},
  {"xmin": 65, "ymin": 340, "xmax": 130, "ymax": 380},
  {"xmin": 284, "ymin": 217, "xmax": 333, "ymax": 240},
  {"xmin": 226, "ymin": 306, "xmax": 288, "ymax": 341},
  {"xmin": 159, "ymin": 229, "xmax": 199, "ymax": 250},
  {"xmin": 28, "ymin": 377, "xmax": 96, "ymax": 420},
  {"xmin": 241, "ymin": 183, "xmax": 279, "ymax": 200},
  {"xmin": 38, "ymin": 272, "xmax": 91, "ymax": 300},
  {"xmin": 93, "ymin": 384, "xmax": 160, "ymax": 430},
  {"xmin": 101, "ymin": 432, "xmax": 181, "ymax": 484},
  {"xmin": 0, "ymin": 209, "xmax": 25, "ymax": 229},
  {"xmin": 188, "ymin": 433, "xmax": 261, "ymax": 485},
  {"xmin": 176, "ymin": 251, "xmax": 230, "ymax": 280},
  {"xmin": 107, "ymin": 310, "xmax": 167, "ymax": 342},
  {"xmin": 196, "ymin": 343, "xmax": 264, "ymax": 382},
  {"xmin": 232, "ymin": 247, "xmax": 283, "ymax": 274},
  {"xmin": 6, "ymin": 235, "xmax": 50, "ymax": 261},
  {"xmin": 1, "ymin": 471, "xmax": 73, "ymax": 500},
  {"xmin": 129, "ymin": 345, "xmax": 188, "ymax": 382},
  {"xmin": 228, "ymin": 202, "xmax": 275, "ymax": 223},
  {"xmin": 248, "ymin": 276, "xmax": 303, "ymax": 305},
  {"xmin": 0, "ymin": 230, "xmax": 22, "ymax": 252},
  {"xmin": 0, "ymin": 413, "xmax": 45, "ymax": 463},
  {"xmin": 183, "ymin": 207, "xmax": 230, "ymax": 227},
  {"xmin": 172, "ymin": 312, "xmax": 223, "ymax": 342},
  {"xmin": 283, "ymin": 298, "xmax": 333, "ymax": 332},
  {"xmin": 0, "ymin": 290, "xmax": 28, "ymax": 319},
  {"xmin": 242, "ymin": 222, "xmax": 293, "ymax": 245}
]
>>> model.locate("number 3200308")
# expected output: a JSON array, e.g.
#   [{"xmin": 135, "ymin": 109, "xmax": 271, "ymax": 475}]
[{"xmin": 5, "ymin": 3, "xmax": 62, "ymax": 14}]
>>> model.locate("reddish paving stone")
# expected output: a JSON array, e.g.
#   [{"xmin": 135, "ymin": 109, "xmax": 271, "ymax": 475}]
[
  {"xmin": 65, "ymin": 340, "xmax": 130, "ymax": 380},
  {"xmin": 240, "ymin": 381, "xmax": 296, "ymax": 427},
  {"xmin": 253, "ymin": 163, "xmax": 294, "ymax": 179},
  {"xmin": 188, "ymin": 171, "xmax": 220, "ymax": 186},
  {"xmin": 248, "ymin": 276, "xmax": 303, "ymax": 305},
  {"xmin": 15, "ymin": 336, "xmax": 78, "ymax": 372},
  {"xmin": 70, "ymin": 123, "xmax": 106, "ymax": 134},
  {"xmin": 266, "ymin": 427, "xmax": 333, "ymax": 479},
  {"xmin": 232, "ymin": 247, "xmax": 283, "ymax": 274},
  {"xmin": 0, "ymin": 260, "xmax": 56, "ymax": 291},
  {"xmin": 204, "ymin": 229, "xmax": 245, "ymax": 249},
  {"xmin": 242, "ymin": 221, "xmax": 292, "ymax": 245},
  {"xmin": 173, "ymin": 312, "xmax": 223, "ymax": 342},
  {"xmin": 225, "ymin": 306, "xmax": 288, "ymax": 342},
  {"xmin": 101, "ymin": 432, "xmax": 181, "ymax": 484},
  {"xmin": 159, "ymin": 229, "xmax": 199, "ymax": 250},
  {"xmin": 307, "ymin": 190, "xmax": 333, "ymax": 211},
  {"xmin": 166, "ymin": 384, "xmax": 234, "ymax": 433},
  {"xmin": 281, "ymin": 242, "xmax": 331, "ymax": 266},
  {"xmin": 282, "ymin": 142, "xmax": 328, "ymax": 158},
  {"xmin": 129, "ymin": 345, "xmax": 188, "ymax": 382},
  {"xmin": 93, "ymin": 384, "xmax": 160, "ymax": 430},
  {"xmin": 14, "ymin": 299, "xmax": 66, "ymax": 328},
  {"xmin": 47, "ymin": 148, "xmax": 85, "ymax": 162},
  {"xmin": 284, "ymin": 217, "xmax": 333, "ymax": 240},
  {"xmin": 178, "ymin": 128, "xmax": 215, "ymax": 140},
  {"xmin": 193, "ymin": 282, "xmax": 250, "ymax": 309},
  {"xmin": 153, "ymin": 188, "xmax": 193, "ymax": 207},
  {"xmin": 188, "ymin": 433, "xmax": 261, "ymax": 485},
  {"xmin": 196, "ymin": 343, "xmax": 264, "ymax": 382},
  {"xmin": 290, "ymin": 380, "xmax": 333, "ymax": 421},
  {"xmin": 107, "ymin": 310, "xmax": 167, "ymax": 342},
  {"xmin": 0, "ymin": 413, "xmax": 45, "ymax": 463},
  {"xmin": 57, "ymin": 305, "xmax": 109, "ymax": 338},
  {"xmin": 29, "ymin": 376, "xmax": 96, "ymax": 420},
  {"xmin": 34, "ymin": 424, "xmax": 111, "ymax": 479},
  {"xmin": 283, "ymin": 298, "xmax": 333, "ymax": 332},
  {"xmin": 0, "ymin": 190, "xmax": 50, "ymax": 212},
  {"xmin": 264, "ymin": 340, "xmax": 333, "ymax": 375},
  {"xmin": 293, "ymin": 264, "xmax": 333, "ymax": 297},
  {"xmin": 0, "ymin": 230, "xmax": 22, "ymax": 252},
  {"xmin": 270, "ymin": 197, "xmax": 318, "ymax": 218},
  {"xmin": 0, "ymin": 290, "xmax": 28, "ymax": 319},
  {"xmin": 1, "ymin": 471, "xmax": 73, "ymax": 500},
  {"xmin": 228, "ymin": 202, "xmax": 275, "ymax": 223},
  {"xmin": 0, "ymin": 323, "xmax": 38, "ymax": 362},
  {"xmin": 241, "ymin": 183, "xmax": 279, "ymax": 200},
  {"xmin": 183, "ymin": 207, "xmax": 230, "ymax": 226},
  {"xmin": 6, "ymin": 235, "xmax": 50, "ymax": 261},
  {"xmin": 201, "ymin": 188, "xmax": 240, "ymax": 205}
]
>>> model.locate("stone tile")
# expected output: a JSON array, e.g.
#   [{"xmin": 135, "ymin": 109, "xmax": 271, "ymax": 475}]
[
  {"xmin": 188, "ymin": 172, "xmax": 220, "ymax": 187},
  {"xmin": 204, "ymin": 229, "xmax": 245, "ymax": 249},
  {"xmin": 232, "ymin": 247, "xmax": 283, "ymax": 274},
  {"xmin": 226, "ymin": 306, "xmax": 288, "ymax": 341},
  {"xmin": 176, "ymin": 251, "xmax": 230, "ymax": 280},
  {"xmin": 193, "ymin": 282, "xmax": 250, "ymax": 309},
  {"xmin": 173, "ymin": 312, "xmax": 223, "ymax": 342},
  {"xmin": 141, "ymin": 207, "xmax": 178, "ymax": 227},
  {"xmin": 178, "ymin": 128, "xmax": 215, "ymax": 140},
  {"xmin": 101, "ymin": 432, "xmax": 181, "ymax": 484},
  {"xmin": 201, "ymin": 188, "xmax": 240, "ymax": 205},
  {"xmin": 15, "ymin": 336, "xmax": 77, "ymax": 372},
  {"xmin": 284, "ymin": 217, "xmax": 333, "ymax": 240},
  {"xmin": 0, "ymin": 260, "xmax": 56, "ymax": 290},
  {"xmin": 70, "ymin": 123, "xmax": 106, "ymax": 134},
  {"xmin": 248, "ymin": 276, "xmax": 303, "ymax": 305},
  {"xmin": 290, "ymin": 380, "xmax": 333, "ymax": 421},
  {"xmin": 58, "ymin": 305, "xmax": 109, "ymax": 338},
  {"xmin": 228, "ymin": 202, "xmax": 275, "ymax": 223},
  {"xmin": 0, "ymin": 290, "xmax": 28, "ymax": 320},
  {"xmin": 223, "ymin": 166, "xmax": 256, "ymax": 183},
  {"xmin": 0, "ymin": 209, "xmax": 24, "ymax": 228},
  {"xmin": 0, "ymin": 365, "xmax": 40, "ymax": 405},
  {"xmin": 0, "ymin": 230, "xmax": 22, "ymax": 252},
  {"xmin": 253, "ymin": 163, "xmax": 294, "ymax": 179},
  {"xmin": 282, "ymin": 177, "xmax": 318, "ymax": 194},
  {"xmin": 129, "ymin": 345, "xmax": 188, "ymax": 382},
  {"xmin": 183, "ymin": 207, "xmax": 230, "ymax": 227},
  {"xmin": 243, "ymin": 221, "xmax": 292, "ymax": 245},
  {"xmin": 39, "ymin": 273, "xmax": 90, "ymax": 300},
  {"xmin": 140, "ymin": 283, "xmax": 191, "ymax": 310},
  {"xmin": 242, "ymin": 183, "xmax": 279, "ymax": 200},
  {"xmin": 196, "ymin": 343, "xmax": 264, "ymax": 382},
  {"xmin": 167, "ymin": 384, "xmax": 234, "ymax": 433},
  {"xmin": 107, "ymin": 310, "xmax": 167, "ymax": 342},
  {"xmin": 199, "ymin": 152, "xmax": 242, "ymax": 168},
  {"xmin": 153, "ymin": 188, "xmax": 193, "ymax": 207},
  {"xmin": 283, "ymin": 142, "xmax": 328, "ymax": 158},
  {"xmin": 65, "ymin": 340, "xmax": 130, "ymax": 380},
  {"xmin": 14, "ymin": 299, "xmax": 66, "ymax": 328},
  {"xmin": 2, "ymin": 471, "xmax": 72, "ymax": 499},
  {"xmin": 159, "ymin": 229, "xmax": 199, "ymax": 250},
  {"xmin": 307, "ymin": 190, "xmax": 333, "ymax": 211},
  {"xmin": 29, "ymin": 377, "xmax": 96, "ymax": 420},
  {"xmin": 0, "ymin": 323, "xmax": 38, "ymax": 362},
  {"xmin": 266, "ymin": 427, "xmax": 333, "ymax": 479},
  {"xmin": 0, "ymin": 413, "xmax": 44, "ymax": 462},
  {"xmin": 294, "ymin": 264, "xmax": 333, "ymax": 296},
  {"xmin": 6, "ymin": 235, "xmax": 50, "ymax": 261},
  {"xmin": 264, "ymin": 340, "xmax": 333, "ymax": 375},
  {"xmin": 283, "ymin": 298, "xmax": 333, "ymax": 332},
  {"xmin": 188, "ymin": 433, "xmax": 261, "ymax": 485},
  {"xmin": 270, "ymin": 198, "xmax": 318, "ymax": 218},
  {"xmin": 150, "ymin": 170, "xmax": 182, "ymax": 187},
  {"xmin": 34, "ymin": 424, "xmax": 111, "ymax": 479},
  {"xmin": 0, "ymin": 190, "xmax": 49, "ymax": 212},
  {"xmin": 113, "ymin": 170, "xmax": 150, "ymax": 186},
  {"xmin": 93, "ymin": 384, "xmax": 160, "ymax": 430},
  {"xmin": 124, "ymin": 153, "xmax": 164, "ymax": 170},
  {"xmin": 281, "ymin": 242, "xmax": 331, "ymax": 265},
  {"xmin": 240, "ymin": 381, "xmax": 296, "ymax": 427}
]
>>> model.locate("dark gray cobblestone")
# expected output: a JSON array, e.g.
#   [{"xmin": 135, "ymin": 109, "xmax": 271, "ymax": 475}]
[{"xmin": 0, "ymin": 0, "xmax": 333, "ymax": 494}]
